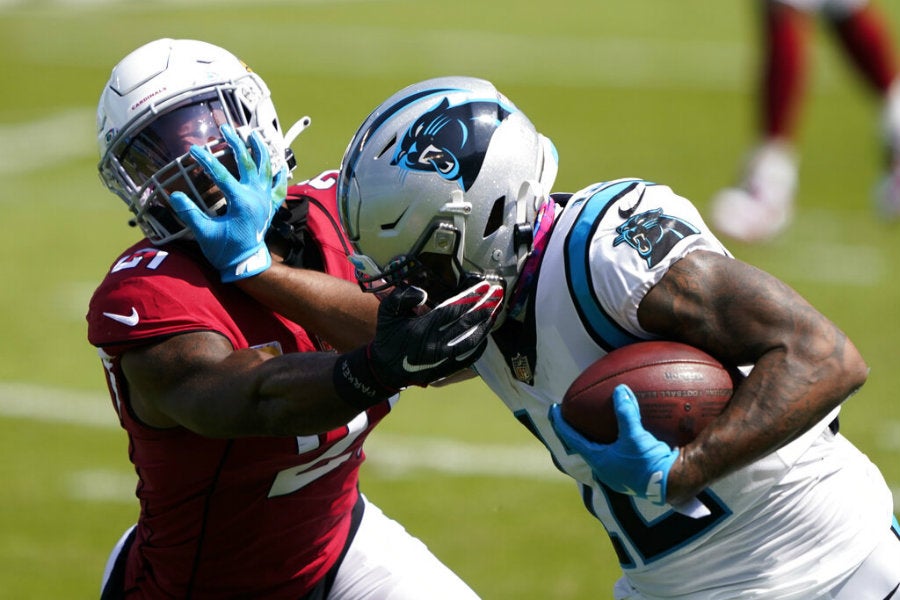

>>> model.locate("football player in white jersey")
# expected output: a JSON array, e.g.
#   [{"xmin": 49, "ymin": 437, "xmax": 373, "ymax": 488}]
[
  {"xmin": 331, "ymin": 77, "xmax": 900, "ymax": 599},
  {"xmin": 175, "ymin": 76, "xmax": 899, "ymax": 597}
]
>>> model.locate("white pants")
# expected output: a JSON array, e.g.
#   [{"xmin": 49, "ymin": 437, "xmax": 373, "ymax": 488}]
[
  {"xmin": 613, "ymin": 519, "xmax": 900, "ymax": 600},
  {"xmin": 101, "ymin": 495, "xmax": 478, "ymax": 599},
  {"xmin": 831, "ymin": 520, "xmax": 900, "ymax": 600},
  {"xmin": 329, "ymin": 495, "xmax": 479, "ymax": 599}
]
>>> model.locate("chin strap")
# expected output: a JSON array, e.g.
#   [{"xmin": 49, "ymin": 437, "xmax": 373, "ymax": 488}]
[
  {"xmin": 506, "ymin": 197, "xmax": 556, "ymax": 322},
  {"xmin": 281, "ymin": 116, "xmax": 312, "ymax": 175},
  {"xmin": 514, "ymin": 179, "xmax": 547, "ymax": 262},
  {"xmin": 284, "ymin": 116, "xmax": 312, "ymax": 148}
]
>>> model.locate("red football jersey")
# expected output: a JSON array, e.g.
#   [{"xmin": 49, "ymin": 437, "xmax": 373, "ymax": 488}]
[{"xmin": 87, "ymin": 172, "xmax": 390, "ymax": 598}]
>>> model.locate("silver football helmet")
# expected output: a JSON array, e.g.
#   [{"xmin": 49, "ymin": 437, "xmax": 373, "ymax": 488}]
[
  {"xmin": 97, "ymin": 38, "xmax": 299, "ymax": 244},
  {"xmin": 337, "ymin": 76, "xmax": 558, "ymax": 312}
]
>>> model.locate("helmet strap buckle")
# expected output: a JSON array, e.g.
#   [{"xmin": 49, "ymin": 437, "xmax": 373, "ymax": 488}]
[{"xmin": 513, "ymin": 223, "xmax": 534, "ymax": 252}]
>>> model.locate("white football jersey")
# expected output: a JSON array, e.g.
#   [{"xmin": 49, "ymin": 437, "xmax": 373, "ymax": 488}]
[{"xmin": 475, "ymin": 178, "xmax": 893, "ymax": 598}]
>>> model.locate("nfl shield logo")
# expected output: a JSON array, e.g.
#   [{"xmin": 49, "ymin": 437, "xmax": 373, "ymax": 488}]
[{"xmin": 511, "ymin": 353, "xmax": 533, "ymax": 384}]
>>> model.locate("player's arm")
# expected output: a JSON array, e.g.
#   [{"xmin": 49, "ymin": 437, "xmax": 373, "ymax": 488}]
[
  {"xmin": 121, "ymin": 282, "xmax": 502, "ymax": 438},
  {"xmin": 636, "ymin": 249, "xmax": 868, "ymax": 505},
  {"xmin": 237, "ymin": 262, "xmax": 379, "ymax": 352},
  {"xmin": 121, "ymin": 331, "xmax": 359, "ymax": 437}
]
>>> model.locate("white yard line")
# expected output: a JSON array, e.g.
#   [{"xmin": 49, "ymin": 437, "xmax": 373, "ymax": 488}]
[
  {"xmin": 1, "ymin": 5, "xmax": 759, "ymax": 92},
  {"xmin": 2, "ymin": 382, "xmax": 897, "ymax": 511},
  {"xmin": 0, "ymin": 108, "xmax": 94, "ymax": 175},
  {"xmin": 0, "ymin": 383, "xmax": 563, "ymax": 495}
]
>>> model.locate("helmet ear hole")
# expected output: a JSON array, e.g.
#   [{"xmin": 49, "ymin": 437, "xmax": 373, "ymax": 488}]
[{"xmin": 483, "ymin": 196, "xmax": 505, "ymax": 238}]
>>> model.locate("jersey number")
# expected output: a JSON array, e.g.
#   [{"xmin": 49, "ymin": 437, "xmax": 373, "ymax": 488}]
[
  {"xmin": 267, "ymin": 411, "xmax": 369, "ymax": 497},
  {"xmin": 599, "ymin": 484, "xmax": 730, "ymax": 566},
  {"xmin": 111, "ymin": 249, "xmax": 169, "ymax": 273},
  {"xmin": 515, "ymin": 408, "xmax": 730, "ymax": 566}
]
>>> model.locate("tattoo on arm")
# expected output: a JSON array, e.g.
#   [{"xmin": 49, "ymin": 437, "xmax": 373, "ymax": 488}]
[{"xmin": 637, "ymin": 251, "xmax": 867, "ymax": 501}]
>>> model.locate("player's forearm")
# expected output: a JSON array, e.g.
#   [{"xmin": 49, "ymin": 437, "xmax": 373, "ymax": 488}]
[
  {"xmin": 666, "ymin": 336, "xmax": 867, "ymax": 505},
  {"xmin": 160, "ymin": 347, "xmax": 374, "ymax": 438},
  {"xmin": 238, "ymin": 262, "xmax": 379, "ymax": 351},
  {"xmin": 240, "ymin": 351, "xmax": 371, "ymax": 436}
]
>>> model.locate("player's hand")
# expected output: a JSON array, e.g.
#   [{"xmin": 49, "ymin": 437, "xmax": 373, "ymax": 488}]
[
  {"xmin": 169, "ymin": 123, "xmax": 288, "ymax": 282},
  {"xmin": 334, "ymin": 281, "xmax": 504, "ymax": 409},
  {"xmin": 372, "ymin": 281, "xmax": 504, "ymax": 387},
  {"xmin": 549, "ymin": 384, "xmax": 678, "ymax": 506}
]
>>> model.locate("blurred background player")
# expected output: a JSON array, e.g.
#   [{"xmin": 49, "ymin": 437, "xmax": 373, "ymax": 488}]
[
  {"xmin": 89, "ymin": 39, "xmax": 493, "ymax": 599},
  {"xmin": 332, "ymin": 76, "xmax": 899, "ymax": 598},
  {"xmin": 711, "ymin": 0, "xmax": 900, "ymax": 242}
]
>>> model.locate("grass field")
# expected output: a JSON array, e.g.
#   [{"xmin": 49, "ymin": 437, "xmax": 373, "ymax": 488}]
[{"xmin": 1, "ymin": 0, "xmax": 899, "ymax": 597}]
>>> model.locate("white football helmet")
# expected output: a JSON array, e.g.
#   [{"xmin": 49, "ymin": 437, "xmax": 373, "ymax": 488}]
[
  {"xmin": 337, "ymin": 76, "xmax": 558, "ymax": 311},
  {"xmin": 97, "ymin": 38, "xmax": 296, "ymax": 244}
]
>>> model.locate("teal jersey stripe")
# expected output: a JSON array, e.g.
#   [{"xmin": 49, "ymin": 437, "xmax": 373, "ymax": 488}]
[{"xmin": 564, "ymin": 180, "xmax": 644, "ymax": 351}]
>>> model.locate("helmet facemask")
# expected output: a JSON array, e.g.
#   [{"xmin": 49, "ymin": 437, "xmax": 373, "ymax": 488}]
[
  {"xmin": 350, "ymin": 205, "xmax": 474, "ymax": 305},
  {"xmin": 97, "ymin": 40, "xmax": 298, "ymax": 246},
  {"xmin": 100, "ymin": 85, "xmax": 264, "ymax": 244}
]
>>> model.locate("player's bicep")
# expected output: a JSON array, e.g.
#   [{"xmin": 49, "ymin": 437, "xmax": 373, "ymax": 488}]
[
  {"xmin": 121, "ymin": 331, "xmax": 271, "ymax": 433},
  {"xmin": 636, "ymin": 250, "xmax": 799, "ymax": 366}
]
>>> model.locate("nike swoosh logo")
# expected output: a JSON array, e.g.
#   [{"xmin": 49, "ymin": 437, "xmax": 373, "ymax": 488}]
[
  {"xmin": 402, "ymin": 355, "xmax": 448, "ymax": 373},
  {"xmin": 102, "ymin": 307, "xmax": 140, "ymax": 327},
  {"xmin": 617, "ymin": 182, "xmax": 645, "ymax": 219}
]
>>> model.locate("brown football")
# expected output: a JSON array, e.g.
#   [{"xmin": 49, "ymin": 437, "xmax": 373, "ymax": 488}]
[{"xmin": 561, "ymin": 341, "xmax": 739, "ymax": 447}]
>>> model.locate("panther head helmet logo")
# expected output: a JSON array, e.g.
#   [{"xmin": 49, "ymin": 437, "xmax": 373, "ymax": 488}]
[{"xmin": 391, "ymin": 97, "xmax": 512, "ymax": 191}]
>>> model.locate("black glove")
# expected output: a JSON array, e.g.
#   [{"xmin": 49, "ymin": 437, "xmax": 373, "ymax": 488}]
[{"xmin": 333, "ymin": 281, "xmax": 504, "ymax": 409}]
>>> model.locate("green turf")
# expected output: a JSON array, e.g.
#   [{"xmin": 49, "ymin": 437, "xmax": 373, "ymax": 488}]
[{"xmin": 2, "ymin": 0, "xmax": 899, "ymax": 597}]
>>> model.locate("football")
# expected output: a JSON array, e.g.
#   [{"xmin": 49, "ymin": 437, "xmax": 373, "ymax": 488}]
[{"xmin": 561, "ymin": 341, "xmax": 740, "ymax": 447}]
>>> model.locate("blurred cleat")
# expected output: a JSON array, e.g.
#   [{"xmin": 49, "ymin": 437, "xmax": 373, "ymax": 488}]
[
  {"xmin": 875, "ymin": 160, "xmax": 900, "ymax": 220},
  {"xmin": 710, "ymin": 140, "xmax": 797, "ymax": 243},
  {"xmin": 877, "ymin": 80, "xmax": 900, "ymax": 221}
]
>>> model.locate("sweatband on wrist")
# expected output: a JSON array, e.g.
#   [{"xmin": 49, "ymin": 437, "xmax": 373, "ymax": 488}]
[{"xmin": 332, "ymin": 345, "xmax": 398, "ymax": 411}]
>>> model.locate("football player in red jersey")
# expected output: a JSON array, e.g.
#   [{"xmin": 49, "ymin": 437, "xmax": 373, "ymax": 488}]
[
  {"xmin": 88, "ymin": 39, "xmax": 500, "ymax": 599},
  {"xmin": 711, "ymin": 0, "xmax": 900, "ymax": 242}
]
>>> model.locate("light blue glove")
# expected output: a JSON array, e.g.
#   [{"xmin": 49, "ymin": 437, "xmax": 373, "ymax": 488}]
[
  {"xmin": 169, "ymin": 123, "xmax": 288, "ymax": 282},
  {"xmin": 549, "ymin": 384, "xmax": 678, "ymax": 506}
]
